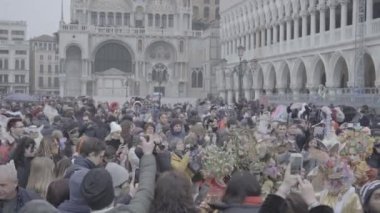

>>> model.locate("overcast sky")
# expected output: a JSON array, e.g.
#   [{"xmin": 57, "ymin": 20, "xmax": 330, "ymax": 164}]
[{"xmin": 0, "ymin": 0, "xmax": 71, "ymax": 39}]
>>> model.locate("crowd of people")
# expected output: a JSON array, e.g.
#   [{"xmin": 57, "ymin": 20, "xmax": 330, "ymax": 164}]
[{"xmin": 0, "ymin": 96, "xmax": 379, "ymax": 213}]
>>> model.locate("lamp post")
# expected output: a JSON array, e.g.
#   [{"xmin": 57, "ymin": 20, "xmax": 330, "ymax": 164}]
[{"xmin": 237, "ymin": 46, "xmax": 247, "ymax": 102}]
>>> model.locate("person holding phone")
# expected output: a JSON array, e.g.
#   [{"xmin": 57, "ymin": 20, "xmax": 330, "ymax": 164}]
[{"xmin": 259, "ymin": 164, "xmax": 333, "ymax": 213}]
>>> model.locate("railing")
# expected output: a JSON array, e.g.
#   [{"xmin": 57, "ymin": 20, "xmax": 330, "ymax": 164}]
[
  {"xmin": 266, "ymin": 87, "xmax": 380, "ymax": 107},
  {"xmin": 60, "ymin": 24, "xmax": 203, "ymax": 37}
]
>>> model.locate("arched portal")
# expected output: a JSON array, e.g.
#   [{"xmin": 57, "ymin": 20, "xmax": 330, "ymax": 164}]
[
  {"xmin": 314, "ymin": 59, "xmax": 326, "ymax": 86},
  {"xmin": 364, "ymin": 53, "xmax": 376, "ymax": 87},
  {"xmin": 65, "ymin": 45, "xmax": 82, "ymax": 96},
  {"xmin": 281, "ymin": 63, "xmax": 291, "ymax": 91},
  {"xmin": 334, "ymin": 57, "xmax": 349, "ymax": 88},
  {"xmin": 266, "ymin": 65, "xmax": 276, "ymax": 93},
  {"xmin": 295, "ymin": 61, "xmax": 307, "ymax": 93},
  {"xmin": 94, "ymin": 42, "xmax": 133, "ymax": 73}
]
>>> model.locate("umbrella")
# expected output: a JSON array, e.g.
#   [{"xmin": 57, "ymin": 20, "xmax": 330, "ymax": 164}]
[{"xmin": 4, "ymin": 93, "xmax": 39, "ymax": 102}]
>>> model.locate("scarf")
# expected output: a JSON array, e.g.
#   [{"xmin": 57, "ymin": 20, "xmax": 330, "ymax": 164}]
[{"xmin": 243, "ymin": 196, "xmax": 262, "ymax": 206}]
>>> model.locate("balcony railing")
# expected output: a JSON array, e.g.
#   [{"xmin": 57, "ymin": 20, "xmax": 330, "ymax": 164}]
[
  {"xmin": 266, "ymin": 87, "xmax": 380, "ymax": 107},
  {"xmin": 60, "ymin": 23, "xmax": 203, "ymax": 37}
]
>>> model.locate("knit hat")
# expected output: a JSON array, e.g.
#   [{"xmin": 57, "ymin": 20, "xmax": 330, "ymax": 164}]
[
  {"xmin": 81, "ymin": 168, "xmax": 115, "ymax": 210},
  {"xmin": 105, "ymin": 162, "xmax": 129, "ymax": 187},
  {"xmin": 110, "ymin": 122, "xmax": 122, "ymax": 134},
  {"xmin": 19, "ymin": 200, "xmax": 58, "ymax": 213},
  {"xmin": 360, "ymin": 180, "xmax": 380, "ymax": 206}
]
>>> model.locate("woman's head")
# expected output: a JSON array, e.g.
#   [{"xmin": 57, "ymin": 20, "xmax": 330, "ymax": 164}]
[
  {"xmin": 13, "ymin": 137, "xmax": 36, "ymax": 167},
  {"xmin": 54, "ymin": 158, "xmax": 72, "ymax": 179},
  {"xmin": 37, "ymin": 136, "xmax": 60, "ymax": 158},
  {"xmin": 360, "ymin": 180, "xmax": 380, "ymax": 213},
  {"xmin": 144, "ymin": 122, "xmax": 156, "ymax": 135},
  {"xmin": 151, "ymin": 171, "xmax": 197, "ymax": 213},
  {"xmin": 27, "ymin": 157, "xmax": 55, "ymax": 198},
  {"xmin": 222, "ymin": 171, "xmax": 261, "ymax": 204}
]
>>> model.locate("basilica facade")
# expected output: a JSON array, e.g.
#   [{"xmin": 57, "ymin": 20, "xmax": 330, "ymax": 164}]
[{"xmin": 58, "ymin": 0, "xmax": 220, "ymax": 99}]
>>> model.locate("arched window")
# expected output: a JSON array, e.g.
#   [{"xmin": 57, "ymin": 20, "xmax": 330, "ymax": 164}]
[
  {"xmin": 15, "ymin": 59, "xmax": 19, "ymax": 70},
  {"xmin": 99, "ymin": 12, "xmax": 106, "ymax": 26},
  {"xmin": 148, "ymin": 14, "xmax": 154, "ymax": 26},
  {"xmin": 152, "ymin": 63, "xmax": 168, "ymax": 82},
  {"xmin": 108, "ymin": 12, "xmax": 114, "ymax": 25},
  {"xmin": 193, "ymin": 6, "xmax": 200, "ymax": 19},
  {"xmin": 116, "ymin": 13, "xmax": 122, "ymax": 25},
  {"xmin": 179, "ymin": 40, "xmax": 184, "ymax": 53},
  {"xmin": 197, "ymin": 71, "xmax": 203, "ymax": 88},
  {"xmin": 191, "ymin": 71, "xmax": 197, "ymax": 87},
  {"xmin": 162, "ymin": 14, "xmax": 167, "ymax": 28},
  {"xmin": 216, "ymin": 7, "xmax": 220, "ymax": 20},
  {"xmin": 155, "ymin": 14, "xmax": 160, "ymax": 27},
  {"xmin": 204, "ymin": 7, "xmax": 210, "ymax": 19}
]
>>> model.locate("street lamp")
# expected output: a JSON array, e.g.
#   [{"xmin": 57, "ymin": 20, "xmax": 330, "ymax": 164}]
[{"xmin": 237, "ymin": 45, "xmax": 246, "ymax": 102}]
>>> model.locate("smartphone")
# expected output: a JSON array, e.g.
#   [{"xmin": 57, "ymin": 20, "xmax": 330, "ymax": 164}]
[{"xmin": 290, "ymin": 153, "xmax": 303, "ymax": 175}]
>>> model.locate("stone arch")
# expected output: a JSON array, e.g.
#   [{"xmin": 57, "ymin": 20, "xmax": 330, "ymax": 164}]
[
  {"xmin": 65, "ymin": 45, "xmax": 82, "ymax": 96},
  {"xmin": 145, "ymin": 40, "xmax": 177, "ymax": 62},
  {"xmin": 292, "ymin": 58, "xmax": 308, "ymax": 92},
  {"xmin": 92, "ymin": 39, "xmax": 135, "ymax": 61},
  {"xmin": 278, "ymin": 61, "xmax": 291, "ymax": 91},
  {"xmin": 264, "ymin": 63, "xmax": 277, "ymax": 92},
  {"xmin": 363, "ymin": 53, "xmax": 376, "ymax": 87},
  {"xmin": 93, "ymin": 41, "xmax": 133, "ymax": 73},
  {"xmin": 333, "ymin": 56, "xmax": 349, "ymax": 88},
  {"xmin": 243, "ymin": 69, "xmax": 253, "ymax": 89},
  {"xmin": 312, "ymin": 58, "xmax": 327, "ymax": 86}
]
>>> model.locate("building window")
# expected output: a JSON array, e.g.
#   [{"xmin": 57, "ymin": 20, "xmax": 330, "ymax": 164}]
[
  {"xmin": 0, "ymin": 30, "xmax": 8, "ymax": 34},
  {"xmin": 4, "ymin": 59, "xmax": 8, "ymax": 69},
  {"xmin": 48, "ymin": 55, "xmax": 52, "ymax": 60},
  {"xmin": 91, "ymin": 12, "xmax": 98, "ymax": 25},
  {"xmin": 124, "ymin": 13, "xmax": 130, "ymax": 26},
  {"xmin": 179, "ymin": 40, "xmax": 184, "ymax": 53},
  {"xmin": 55, "ymin": 55, "xmax": 59, "ymax": 61},
  {"xmin": 204, "ymin": 7, "xmax": 210, "ymax": 19},
  {"xmin": 108, "ymin": 12, "xmax": 114, "ymax": 25},
  {"xmin": 48, "ymin": 77, "xmax": 52, "ymax": 87},
  {"xmin": 215, "ymin": 0, "xmax": 219, "ymax": 4},
  {"xmin": 15, "ymin": 59, "xmax": 19, "ymax": 70},
  {"xmin": 54, "ymin": 77, "xmax": 59, "ymax": 87},
  {"xmin": 216, "ymin": 7, "xmax": 220, "ymax": 19},
  {"xmin": 11, "ymin": 30, "xmax": 24, "ymax": 35},
  {"xmin": 204, "ymin": 0, "xmax": 210, "ymax": 4},
  {"xmin": 20, "ymin": 75, "xmax": 25, "ymax": 83},
  {"xmin": 39, "ymin": 77, "xmax": 43, "ymax": 87},
  {"xmin": 138, "ymin": 40, "xmax": 143, "ymax": 52},
  {"xmin": 55, "ymin": 65, "xmax": 59, "ymax": 73},
  {"xmin": 0, "ymin": 60, "xmax": 2, "ymax": 69},
  {"xmin": 99, "ymin": 12, "xmax": 106, "ymax": 26},
  {"xmin": 155, "ymin": 14, "xmax": 161, "ymax": 27},
  {"xmin": 48, "ymin": 43, "xmax": 52, "ymax": 51},
  {"xmin": 40, "ymin": 55, "xmax": 43, "ymax": 60},
  {"xmin": 148, "ymin": 14, "xmax": 154, "ymax": 26},
  {"xmin": 169, "ymin": 15, "xmax": 174, "ymax": 27},
  {"xmin": 162, "ymin": 15, "xmax": 167, "ymax": 28},
  {"xmin": 191, "ymin": 68, "xmax": 203, "ymax": 88},
  {"xmin": 15, "ymin": 50, "xmax": 26, "ymax": 55},
  {"xmin": 48, "ymin": 65, "xmax": 52, "ymax": 73},
  {"xmin": 0, "ymin": 50, "xmax": 9, "ymax": 54},
  {"xmin": 40, "ymin": 64, "xmax": 44, "ymax": 73},
  {"xmin": 116, "ymin": 13, "xmax": 122, "ymax": 25},
  {"xmin": 193, "ymin": 6, "xmax": 199, "ymax": 19},
  {"xmin": 15, "ymin": 75, "xmax": 19, "ymax": 83},
  {"xmin": 20, "ymin": 59, "xmax": 25, "ymax": 70}
]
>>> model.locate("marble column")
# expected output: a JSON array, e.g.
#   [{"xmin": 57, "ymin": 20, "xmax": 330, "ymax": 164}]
[
  {"xmin": 266, "ymin": 26, "xmax": 271, "ymax": 45},
  {"xmin": 302, "ymin": 12, "xmax": 308, "ymax": 37},
  {"xmin": 280, "ymin": 22, "xmax": 285, "ymax": 42},
  {"xmin": 341, "ymin": 1, "xmax": 348, "ymax": 27},
  {"xmin": 310, "ymin": 9, "xmax": 316, "ymax": 35},
  {"xmin": 294, "ymin": 16, "xmax": 300, "ymax": 39},
  {"xmin": 244, "ymin": 89, "xmax": 251, "ymax": 101},
  {"xmin": 367, "ymin": 0, "xmax": 373, "ymax": 21},
  {"xmin": 273, "ymin": 24, "xmax": 278, "ymax": 43},
  {"xmin": 81, "ymin": 79, "xmax": 87, "ymax": 96},
  {"xmin": 256, "ymin": 30, "xmax": 260, "ymax": 47},
  {"xmin": 261, "ymin": 28, "xmax": 266, "ymax": 46},
  {"xmin": 330, "ymin": 5, "xmax": 336, "ymax": 30},
  {"xmin": 286, "ymin": 20, "xmax": 291, "ymax": 41},
  {"xmin": 254, "ymin": 89, "xmax": 261, "ymax": 100},
  {"xmin": 320, "ymin": 7, "xmax": 326, "ymax": 33}
]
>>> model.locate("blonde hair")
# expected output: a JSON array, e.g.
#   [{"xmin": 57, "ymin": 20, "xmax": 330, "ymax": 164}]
[
  {"xmin": 27, "ymin": 157, "xmax": 55, "ymax": 198},
  {"xmin": 36, "ymin": 136, "xmax": 59, "ymax": 158}
]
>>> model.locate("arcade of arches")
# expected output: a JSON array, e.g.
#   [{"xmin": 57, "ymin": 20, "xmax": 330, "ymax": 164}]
[{"xmin": 221, "ymin": 52, "xmax": 377, "ymax": 102}]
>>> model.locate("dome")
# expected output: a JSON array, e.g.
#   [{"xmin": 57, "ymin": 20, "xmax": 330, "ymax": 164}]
[{"xmin": 89, "ymin": 0, "xmax": 133, "ymax": 11}]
